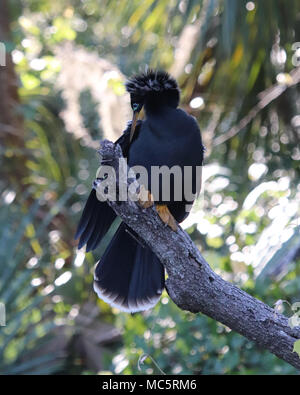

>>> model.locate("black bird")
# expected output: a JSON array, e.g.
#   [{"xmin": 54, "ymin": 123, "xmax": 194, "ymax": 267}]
[{"xmin": 75, "ymin": 70, "xmax": 204, "ymax": 312}]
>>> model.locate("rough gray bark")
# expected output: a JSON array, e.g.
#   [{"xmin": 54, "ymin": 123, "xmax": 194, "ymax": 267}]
[{"xmin": 97, "ymin": 139, "xmax": 300, "ymax": 371}]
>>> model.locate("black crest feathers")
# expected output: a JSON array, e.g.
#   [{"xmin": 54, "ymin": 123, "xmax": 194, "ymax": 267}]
[{"xmin": 125, "ymin": 69, "xmax": 180, "ymax": 108}]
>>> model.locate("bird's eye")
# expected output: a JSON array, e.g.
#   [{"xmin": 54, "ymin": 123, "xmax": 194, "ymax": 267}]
[{"xmin": 132, "ymin": 103, "xmax": 139, "ymax": 111}]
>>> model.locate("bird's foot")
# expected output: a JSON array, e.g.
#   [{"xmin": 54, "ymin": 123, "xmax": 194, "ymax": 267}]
[
  {"xmin": 156, "ymin": 205, "xmax": 178, "ymax": 231},
  {"xmin": 138, "ymin": 186, "xmax": 154, "ymax": 209},
  {"xmin": 137, "ymin": 187, "xmax": 177, "ymax": 231}
]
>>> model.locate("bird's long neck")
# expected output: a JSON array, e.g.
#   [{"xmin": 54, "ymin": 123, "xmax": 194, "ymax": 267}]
[{"xmin": 145, "ymin": 105, "xmax": 180, "ymax": 138}]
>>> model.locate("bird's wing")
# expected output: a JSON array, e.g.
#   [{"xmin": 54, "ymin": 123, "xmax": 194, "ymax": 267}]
[
  {"xmin": 75, "ymin": 121, "xmax": 142, "ymax": 251},
  {"xmin": 75, "ymin": 189, "xmax": 116, "ymax": 252}
]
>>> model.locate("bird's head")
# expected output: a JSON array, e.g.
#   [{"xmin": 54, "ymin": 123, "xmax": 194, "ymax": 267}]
[{"xmin": 126, "ymin": 69, "xmax": 180, "ymax": 140}]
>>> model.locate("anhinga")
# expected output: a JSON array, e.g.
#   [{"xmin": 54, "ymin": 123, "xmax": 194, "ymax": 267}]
[{"xmin": 75, "ymin": 70, "xmax": 204, "ymax": 312}]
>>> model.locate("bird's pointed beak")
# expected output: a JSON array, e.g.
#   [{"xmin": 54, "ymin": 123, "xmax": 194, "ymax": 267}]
[{"xmin": 130, "ymin": 111, "xmax": 139, "ymax": 142}]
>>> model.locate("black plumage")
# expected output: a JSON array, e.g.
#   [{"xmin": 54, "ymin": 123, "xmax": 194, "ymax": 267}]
[
  {"xmin": 93, "ymin": 223, "xmax": 164, "ymax": 312},
  {"xmin": 75, "ymin": 191, "xmax": 116, "ymax": 252},
  {"xmin": 75, "ymin": 69, "xmax": 204, "ymax": 312}
]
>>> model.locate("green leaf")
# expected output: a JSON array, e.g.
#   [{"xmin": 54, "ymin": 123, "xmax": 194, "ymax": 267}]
[
  {"xmin": 293, "ymin": 340, "xmax": 300, "ymax": 358},
  {"xmin": 21, "ymin": 74, "xmax": 40, "ymax": 90}
]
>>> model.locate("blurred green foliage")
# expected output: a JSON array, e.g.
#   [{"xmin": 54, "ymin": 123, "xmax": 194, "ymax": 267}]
[
  {"xmin": 1, "ymin": 0, "xmax": 299, "ymax": 375},
  {"xmin": 114, "ymin": 294, "xmax": 297, "ymax": 375}
]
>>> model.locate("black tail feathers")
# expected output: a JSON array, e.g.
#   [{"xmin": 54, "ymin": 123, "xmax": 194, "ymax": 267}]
[
  {"xmin": 75, "ymin": 189, "xmax": 116, "ymax": 252},
  {"xmin": 94, "ymin": 222, "xmax": 165, "ymax": 312}
]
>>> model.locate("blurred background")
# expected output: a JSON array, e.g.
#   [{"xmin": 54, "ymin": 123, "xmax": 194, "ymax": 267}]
[{"xmin": 0, "ymin": 0, "xmax": 300, "ymax": 375}]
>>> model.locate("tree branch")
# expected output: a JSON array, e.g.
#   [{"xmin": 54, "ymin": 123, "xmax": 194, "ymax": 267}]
[{"xmin": 97, "ymin": 139, "xmax": 300, "ymax": 371}]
